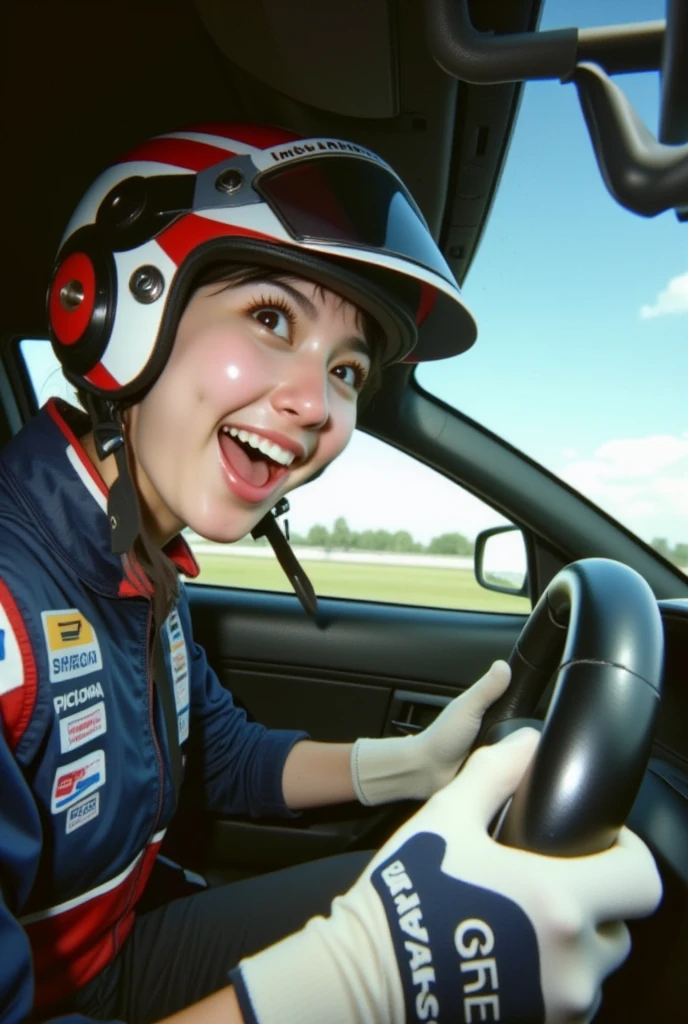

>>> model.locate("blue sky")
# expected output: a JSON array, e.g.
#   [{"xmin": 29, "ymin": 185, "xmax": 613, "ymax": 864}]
[
  {"xmin": 25, "ymin": 0, "xmax": 686, "ymax": 550},
  {"xmin": 418, "ymin": 0, "xmax": 687, "ymax": 547}
]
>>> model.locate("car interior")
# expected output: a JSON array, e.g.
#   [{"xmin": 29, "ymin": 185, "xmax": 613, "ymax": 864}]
[{"xmin": 1, "ymin": 0, "xmax": 687, "ymax": 1020}]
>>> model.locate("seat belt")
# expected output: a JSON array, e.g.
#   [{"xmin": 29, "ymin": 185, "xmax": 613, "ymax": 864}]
[{"xmin": 153, "ymin": 626, "xmax": 183, "ymax": 807}]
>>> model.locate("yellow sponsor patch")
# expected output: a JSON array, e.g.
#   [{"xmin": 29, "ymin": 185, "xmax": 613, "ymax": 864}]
[{"xmin": 41, "ymin": 609, "xmax": 103, "ymax": 684}]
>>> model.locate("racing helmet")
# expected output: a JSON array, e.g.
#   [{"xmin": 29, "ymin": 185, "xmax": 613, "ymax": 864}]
[{"xmin": 47, "ymin": 122, "xmax": 477, "ymax": 402}]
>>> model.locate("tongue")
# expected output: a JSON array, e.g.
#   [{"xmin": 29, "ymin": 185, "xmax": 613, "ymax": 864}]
[{"xmin": 219, "ymin": 433, "xmax": 270, "ymax": 488}]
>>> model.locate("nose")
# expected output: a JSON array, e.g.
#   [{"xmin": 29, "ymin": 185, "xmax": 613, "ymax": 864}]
[{"xmin": 270, "ymin": 359, "xmax": 330, "ymax": 430}]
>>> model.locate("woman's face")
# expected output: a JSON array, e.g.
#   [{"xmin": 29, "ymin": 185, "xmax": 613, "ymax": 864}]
[{"xmin": 126, "ymin": 275, "xmax": 373, "ymax": 545}]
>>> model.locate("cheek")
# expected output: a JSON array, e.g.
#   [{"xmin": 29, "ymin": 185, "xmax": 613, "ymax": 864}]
[
  {"xmin": 320, "ymin": 396, "xmax": 358, "ymax": 461},
  {"xmin": 144, "ymin": 326, "xmax": 274, "ymax": 427},
  {"xmin": 194, "ymin": 332, "xmax": 268, "ymax": 410}
]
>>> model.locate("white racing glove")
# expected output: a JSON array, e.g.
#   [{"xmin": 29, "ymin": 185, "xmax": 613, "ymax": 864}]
[
  {"xmin": 231, "ymin": 728, "xmax": 662, "ymax": 1024},
  {"xmin": 351, "ymin": 660, "xmax": 512, "ymax": 805}
]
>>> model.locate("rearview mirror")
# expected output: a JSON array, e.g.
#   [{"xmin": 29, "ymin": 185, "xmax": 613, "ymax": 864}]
[{"xmin": 475, "ymin": 526, "xmax": 529, "ymax": 597}]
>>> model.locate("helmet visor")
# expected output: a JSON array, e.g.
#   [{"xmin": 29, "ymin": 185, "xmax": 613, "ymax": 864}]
[{"xmin": 256, "ymin": 156, "xmax": 455, "ymax": 286}]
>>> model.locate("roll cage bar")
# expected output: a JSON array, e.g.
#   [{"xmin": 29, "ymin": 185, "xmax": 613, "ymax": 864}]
[{"xmin": 426, "ymin": 0, "xmax": 688, "ymax": 220}]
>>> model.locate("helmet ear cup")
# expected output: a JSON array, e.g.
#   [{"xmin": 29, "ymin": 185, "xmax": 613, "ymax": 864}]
[{"xmin": 48, "ymin": 226, "xmax": 117, "ymax": 379}]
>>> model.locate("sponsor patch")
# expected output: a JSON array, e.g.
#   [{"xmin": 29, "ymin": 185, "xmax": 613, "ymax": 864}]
[
  {"xmin": 0, "ymin": 605, "xmax": 23, "ymax": 696},
  {"xmin": 177, "ymin": 706, "xmax": 189, "ymax": 744},
  {"xmin": 42, "ymin": 610, "xmax": 103, "ymax": 684},
  {"xmin": 51, "ymin": 749, "xmax": 106, "ymax": 814},
  {"xmin": 65, "ymin": 792, "xmax": 100, "ymax": 834},
  {"xmin": 54, "ymin": 681, "xmax": 105, "ymax": 715},
  {"xmin": 59, "ymin": 701, "xmax": 107, "ymax": 753},
  {"xmin": 166, "ymin": 610, "xmax": 189, "ymax": 742}
]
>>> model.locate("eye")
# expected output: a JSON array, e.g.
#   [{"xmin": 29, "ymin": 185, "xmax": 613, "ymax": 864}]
[
  {"xmin": 250, "ymin": 306, "xmax": 293, "ymax": 340},
  {"xmin": 331, "ymin": 361, "xmax": 368, "ymax": 392}
]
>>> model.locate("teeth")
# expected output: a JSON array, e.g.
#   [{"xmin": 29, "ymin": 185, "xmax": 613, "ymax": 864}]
[{"xmin": 225, "ymin": 426, "xmax": 295, "ymax": 466}]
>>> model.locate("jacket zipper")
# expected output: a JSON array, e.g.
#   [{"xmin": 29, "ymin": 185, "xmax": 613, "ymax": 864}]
[{"xmin": 112, "ymin": 605, "xmax": 165, "ymax": 955}]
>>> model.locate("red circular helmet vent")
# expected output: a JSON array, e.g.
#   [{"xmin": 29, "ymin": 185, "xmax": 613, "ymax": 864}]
[{"xmin": 49, "ymin": 252, "xmax": 96, "ymax": 346}]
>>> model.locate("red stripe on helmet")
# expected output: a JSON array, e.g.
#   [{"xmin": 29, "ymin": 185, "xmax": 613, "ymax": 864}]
[
  {"xmin": 84, "ymin": 363, "xmax": 121, "ymax": 392},
  {"xmin": 119, "ymin": 137, "xmax": 234, "ymax": 172},
  {"xmin": 185, "ymin": 122, "xmax": 302, "ymax": 149},
  {"xmin": 156, "ymin": 213, "xmax": 277, "ymax": 267},
  {"xmin": 416, "ymin": 283, "xmax": 437, "ymax": 326}
]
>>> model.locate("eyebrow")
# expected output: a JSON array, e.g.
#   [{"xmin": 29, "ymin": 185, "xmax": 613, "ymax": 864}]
[{"xmin": 267, "ymin": 280, "xmax": 372, "ymax": 361}]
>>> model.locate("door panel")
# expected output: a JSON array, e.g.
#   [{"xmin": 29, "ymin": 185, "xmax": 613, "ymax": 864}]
[{"xmin": 165, "ymin": 584, "xmax": 526, "ymax": 879}]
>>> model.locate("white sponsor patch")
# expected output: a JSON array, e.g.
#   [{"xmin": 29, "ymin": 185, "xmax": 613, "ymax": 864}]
[
  {"xmin": 42, "ymin": 609, "xmax": 103, "ymax": 683},
  {"xmin": 0, "ymin": 602, "xmax": 23, "ymax": 696},
  {"xmin": 177, "ymin": 707, "xmax": 189, "ymax": 744},
  {"xmin": 65, "ymin": 792, "xmax": 100, "ymax": 834},
  {"xmin": 51, "ymin": 749, "xmax": 106, "ymax": 814},
  {"xmin": 166, "ymin": 609, "xmax": 189, "ymax": 742},
  {"xmin": 53, "ymin": 681, "xmax": 105, "ymax": 715},
  {"xmin": 59, "ymin": 701, "xmax": 107, "ymax": 753}
]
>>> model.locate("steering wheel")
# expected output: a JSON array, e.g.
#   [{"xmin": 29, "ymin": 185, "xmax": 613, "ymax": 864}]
[{"xmin": 475, "ymin": 558, "xmax": 664, "ymax": 857}]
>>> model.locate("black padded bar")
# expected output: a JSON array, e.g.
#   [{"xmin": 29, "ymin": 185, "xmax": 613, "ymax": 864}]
[
  {"xmin": 659, "ymin": 0, "xmax": 688, "ymax": 145},
  {"xmin": 426, "ymin": 0, "xmax": 665, "ymax": 84}
]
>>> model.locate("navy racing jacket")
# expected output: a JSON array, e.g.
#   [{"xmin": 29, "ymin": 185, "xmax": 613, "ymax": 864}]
[{"xmin": 0, "ymin": 399, "xmax": 308, "ymax": 1022}]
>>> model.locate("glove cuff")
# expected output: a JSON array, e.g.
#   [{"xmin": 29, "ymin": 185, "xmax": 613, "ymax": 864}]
[
  {"xmin": 231, "ymin": 900, "xmax": 398, "ymax": 1024},
  {"xmin": 351, "ymin": 735, "xmax": 430, "ymax": 805}
]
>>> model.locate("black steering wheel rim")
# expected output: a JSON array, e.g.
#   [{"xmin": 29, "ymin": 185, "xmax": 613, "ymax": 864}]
[{"xmin": 476, "ymin": 558, "xmax": 664, "ymax": 857}]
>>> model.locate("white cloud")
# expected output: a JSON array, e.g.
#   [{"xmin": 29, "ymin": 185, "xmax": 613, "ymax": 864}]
[
  {"xmin": 639, "ymin": 271, "xmax": 688, "ymax": 320},
  {"xmin": 560, "ymin": 433, "xmax": 688, "ymax": 544}
]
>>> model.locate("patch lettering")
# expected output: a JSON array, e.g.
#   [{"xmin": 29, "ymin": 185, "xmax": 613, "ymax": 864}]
[
  {"xmin": 42, "ymin": 609, "xmax": 103, "ymax": 683},
  {"xmin": 59, "ymin": 701, "xmax": 107, "ymax": 752},
  {"xmin": 65, "ymin": 792, "xmax": 100, "ymax": 833},
  {"xmin": 51, "ymin": 749, "xmax": 106, "ymax": 814},
  {"xmin": 53, "ymin": 681, "xmax": 105, "ymax": 715}
]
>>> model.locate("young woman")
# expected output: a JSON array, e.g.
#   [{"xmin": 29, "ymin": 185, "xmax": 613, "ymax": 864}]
[{"xmin": 0, "ymin": 123, "xmax": 660, "ymax": 1024}]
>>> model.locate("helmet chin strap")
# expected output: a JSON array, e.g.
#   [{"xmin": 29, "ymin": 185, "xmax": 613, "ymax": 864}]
[
  {"xmin": 251, "ymin": 498, "xmax": 318, "ymax": 619},
  {"xmin": 83, "ymin": 394, "xmax": 141, "ymax": 557}
]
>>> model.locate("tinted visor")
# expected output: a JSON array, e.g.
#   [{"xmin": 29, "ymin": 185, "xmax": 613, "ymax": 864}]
[{"xmin": 257, "ymin": 156, "xmax": 454, "ymax": 285}]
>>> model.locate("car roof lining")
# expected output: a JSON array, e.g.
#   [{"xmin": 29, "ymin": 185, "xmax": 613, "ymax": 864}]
[{"xmin": 0, "ymin": 0, "xmax": 542, "ymax": 338}]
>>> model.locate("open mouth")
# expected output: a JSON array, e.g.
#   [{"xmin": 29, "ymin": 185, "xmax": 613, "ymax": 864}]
[{"xmin": 218, "ymin": 426, "xmax": 295, "ymax": 497}]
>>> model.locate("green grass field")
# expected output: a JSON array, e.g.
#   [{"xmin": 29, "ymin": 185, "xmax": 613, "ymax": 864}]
[{"xmin": 190, "ymin": 553, "xmax": 531, "ymax": 613}]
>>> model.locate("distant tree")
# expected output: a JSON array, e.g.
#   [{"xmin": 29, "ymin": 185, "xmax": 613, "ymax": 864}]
[
  {"xmin": 427, "ymin": 532, "xmax": 474, "ymax": 556},
  {"xmin": 391, "ymin": 530, "xmax": 422, "ymax": 553},
  {"xmin": 651, "ymin": 537, "xmax": 672, "ymax": 559},
  {"xmin": 331, "ymin": 517, "xmax": 353, "ymax": 549},
  {"xmin": 672, "ymin": 543, "xmax": 688, "ymax": 567},
  {"xmin": 354, "ymin": 529, "xmax": 379, "ymax": 551},
  {"xmin": 286, "ymin": 530, "xmax": 307, "ymax": 546},
  {"xmin": 307, "ymin": 524, "xmax": 330, "ymax": 547}
]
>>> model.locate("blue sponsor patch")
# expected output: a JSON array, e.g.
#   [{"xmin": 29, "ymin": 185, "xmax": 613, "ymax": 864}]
[
  {"xmin": 0, "ymin": 628, "xmax": 5, "ymax": 660},
  {"xmin": 51, "ymin": 749, "xmax": 106, "ymax": 814}
]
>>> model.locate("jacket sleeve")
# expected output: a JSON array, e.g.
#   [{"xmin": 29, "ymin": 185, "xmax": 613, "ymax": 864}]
[
  {"xmin": 185, "ymin": 634, "xmax": 309, "ymax": 818},
  {"xmin": 0, "ymin": 725, "xmax": 118, "ymax": 1024},
  {"xmin": 1, "ymin": 578, "xmax": 122, "ymax": 1024}
]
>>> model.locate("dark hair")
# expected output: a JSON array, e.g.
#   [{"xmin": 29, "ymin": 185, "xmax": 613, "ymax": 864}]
[{"xmin": 80, "ymin": 263, "xmax": 387, "ymax": 624}]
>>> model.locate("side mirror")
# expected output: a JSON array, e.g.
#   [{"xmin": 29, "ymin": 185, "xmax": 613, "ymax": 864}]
[{"xmin": 475, "ymin": 526, "xmax": 529, "ymax": 597}]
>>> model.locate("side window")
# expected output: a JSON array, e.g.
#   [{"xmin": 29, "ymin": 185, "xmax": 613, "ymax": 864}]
[
  {"xmin": 20, "ymin": 338, "xmax": 530, "ymax": 614},
  {"xmin": 186, "ymin": 430, "xmax": 530, "ymax": 614}
]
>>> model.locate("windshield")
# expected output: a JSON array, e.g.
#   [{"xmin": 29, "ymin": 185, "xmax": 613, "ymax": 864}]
[{"xmin": 417, "ymin": 0, "xmax": 687, "ymax": 579}]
